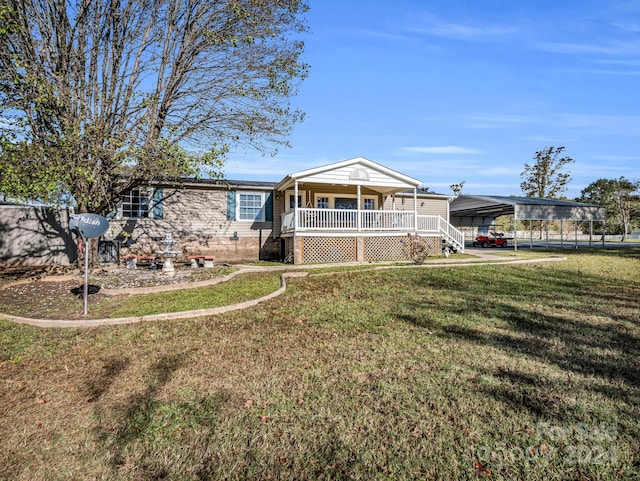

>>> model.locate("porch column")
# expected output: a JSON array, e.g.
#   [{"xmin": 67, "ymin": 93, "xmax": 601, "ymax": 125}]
[
  {"xmin": 513, "ymin": 215, "xmax": 518, "ymax": 251},
  {"xmin": 413, "ymin": 188, "xmax": 418, "ymax": 232},
  {"xmin": 294, "ymin": 180, "xmax": 299, "ymax": 230},
  {"xmin": 357, "ymin": 184, "xmax": 362, "ymax": 232}
]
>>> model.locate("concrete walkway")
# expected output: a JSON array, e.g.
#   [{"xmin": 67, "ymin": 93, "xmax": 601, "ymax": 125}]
[{"xmin": 0, "ymin": 252, "xmax": 566, "ymax": 328}]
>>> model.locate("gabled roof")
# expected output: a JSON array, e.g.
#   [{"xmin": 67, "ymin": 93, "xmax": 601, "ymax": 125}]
[{"xmin": 274, "ymin": 157, "xmax": 422, "ymax": 194}]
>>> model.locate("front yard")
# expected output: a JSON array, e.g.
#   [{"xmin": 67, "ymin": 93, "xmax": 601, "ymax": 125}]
[{"xmin": 1, "ymin": 248, "xmax": 638, "ymax": 480}]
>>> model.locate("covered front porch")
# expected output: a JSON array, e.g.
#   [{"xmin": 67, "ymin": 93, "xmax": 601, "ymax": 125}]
[{"xmin": 274, "ymin": 157, "xmax": 464, "ymax": 264}]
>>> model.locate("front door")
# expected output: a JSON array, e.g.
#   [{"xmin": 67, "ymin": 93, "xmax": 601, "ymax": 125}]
[{"xmin": 334, "ymin": 197, "xmax": 357, "ymax": 229}]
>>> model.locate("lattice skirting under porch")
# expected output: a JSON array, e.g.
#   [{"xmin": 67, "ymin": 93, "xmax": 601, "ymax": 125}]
[
  {"xmin": 363, "ymin": 236, "xmax": 410, "ymax": 261},
  {"xmin": 301, "ymin": 236, "xmax": 357, "ymax": 264},
  {"xmin": 297, "ymin": 235, "xmax": 441, "ymax": 264}
]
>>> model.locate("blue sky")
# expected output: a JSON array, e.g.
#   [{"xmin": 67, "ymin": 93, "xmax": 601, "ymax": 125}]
[{"xmin": 225, "ymin": 0, "xmax": 640, "ymax": 198}]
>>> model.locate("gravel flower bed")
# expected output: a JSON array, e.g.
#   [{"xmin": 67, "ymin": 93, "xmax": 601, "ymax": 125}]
[{"xmin": 91, "ymin": 265, "xmax": 236, "ymax": 289}]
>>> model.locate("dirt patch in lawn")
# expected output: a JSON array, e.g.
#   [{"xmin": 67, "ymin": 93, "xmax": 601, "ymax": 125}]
[{"xmin": 0, "ymin": 265, "xmax": 236, "ymax": 320}]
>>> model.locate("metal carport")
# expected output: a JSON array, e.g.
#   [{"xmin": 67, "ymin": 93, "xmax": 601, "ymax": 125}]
[{"xmin": 449, "ymin": 195, "xmax": 605, "ymax": 250}]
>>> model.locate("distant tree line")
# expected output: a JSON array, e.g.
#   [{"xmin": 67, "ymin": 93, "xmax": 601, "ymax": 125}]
[
  {"xmin": 577, "ymin": 177, "xmax": 640, "ymax": 240},
  {"xmin": 519, "ymin": 146, "xmax": 639, "ymax": 240}
]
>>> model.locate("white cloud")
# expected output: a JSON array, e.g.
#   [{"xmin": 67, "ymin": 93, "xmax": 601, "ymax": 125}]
[
  {"xmin": 409, "ymin": 14, "xmax": 517, "ymax": 42},
  {"xmin": 592, "ymin": 154, "xmax": 640, "ymax": 162},
  {"xmin": 401, "ymin": 146, "xmax": 482, "ymax": 155},
  {"xmin": 463, "ymin": 112, "xmax": 640, "ymax": 136},
  {"xmin": 582, "ymin": 68, "xmax": 640, "ymax": 77},
  {"xmin": 479, "ymin": 167, "xmax": 522, "ymax": 176},
  {"xmin": 462, "ymin": 114, "xmax": 542, "ymax": 129},
  {"xmin": 535, "ymin": 40, "xmax": 640, "ymax": 57},
  {"xmin": 517, "ymin": 135, "xmax": 579, "ymax": 143}
]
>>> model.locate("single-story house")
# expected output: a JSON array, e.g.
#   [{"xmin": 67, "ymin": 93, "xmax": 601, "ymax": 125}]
[{"xmin": 108, "ymin": 157, "xmax": 464, "ymax": 264}]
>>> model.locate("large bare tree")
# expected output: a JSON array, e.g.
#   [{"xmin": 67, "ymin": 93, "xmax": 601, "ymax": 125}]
[{"xmin": 0, "ymin": 0, "xmax": 308, "ymax": 214}]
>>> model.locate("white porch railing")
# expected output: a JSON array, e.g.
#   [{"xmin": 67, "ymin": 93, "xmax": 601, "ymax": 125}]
[
  {"xmin": 281, "ymin": 209, "xmax": 465, "ymax": 251},
  {"xmin": 283, "ymin": 209, "xmax": 452, "ymax": 233},
  {"xmin": 361, "ymin": 210, "xmax": 414, "ymax": 230}
]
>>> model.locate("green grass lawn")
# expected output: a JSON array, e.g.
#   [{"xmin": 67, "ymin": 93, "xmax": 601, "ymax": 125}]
[{"xmin": 1, "ymin": 248, "xmax": 638, "ymax": 480}]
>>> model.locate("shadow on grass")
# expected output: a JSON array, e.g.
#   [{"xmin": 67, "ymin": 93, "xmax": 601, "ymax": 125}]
[
  {"xmin": 85, "ymin": 356, "xmax": 130, "ymax": 403},
  {"xmin": 88, "ymin": 352, "xmax": 227, "ymax": 478},
  {"xmin": 395, "ymin": 262, "xmax": 640, "ymax": 417}
]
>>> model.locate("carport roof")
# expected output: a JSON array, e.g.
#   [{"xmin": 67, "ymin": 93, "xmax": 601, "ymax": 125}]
[{"xmin": 450, "ymin": 195, "xmax": 604, "ymax": 223}]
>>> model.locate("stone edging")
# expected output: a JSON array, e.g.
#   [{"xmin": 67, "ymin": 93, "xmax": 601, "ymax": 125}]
[
  {"xmin": 1, "ymin": 272, "xmax": 308, "ymax": 328},
  {"xmin": 0, "ymin": 256, "xmax": 566, "ymax": 328}
]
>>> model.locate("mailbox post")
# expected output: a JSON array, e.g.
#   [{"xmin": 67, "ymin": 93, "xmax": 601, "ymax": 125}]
[{"xmin": 69, "ymin": 214, "xmax": 109, "ymax": 315}]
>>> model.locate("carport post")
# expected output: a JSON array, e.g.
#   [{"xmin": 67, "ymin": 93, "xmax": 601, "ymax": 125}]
[
  {"xmin": 589, "ymin": 221, "xmax": 593, "ymax": 247},
  {"xmin": 513, "ymin": 215, "xmax": 517, "ymax": 251},
  {"xmin": 560, "ymin": 219, "xmax": 564, "ymax": 248},
  {"xmin": 529, "ymin": 220, "xmax": 533, "ymax": 249},
  {"xmin": 545, "ymin": 221, "xmax": 549, "ymax": 248}
]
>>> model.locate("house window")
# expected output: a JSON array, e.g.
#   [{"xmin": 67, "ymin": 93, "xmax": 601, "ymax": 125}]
[
  {"xmin": 289, "ymin": 194, "xmax": 302, "ymax": 210},
  {"xmin": 122, "ymin": 188, "xmax": 151, "ymax": 219},
  {"xmin": 314, "ymin": 193, "xmax": 377, "ymax": 210},
  {"xmin": 227, "ymin": 190, "xmax": 272, "ymax": 222},
  {"xmin": 239, "ymin": 192, "xmax": 264, "ymax": 221},
  {"xmin": 120, "ymin": 187, "xmax": 163, "ymax": 219},
  {"xmin": 284, "ymin": 190, "xmax": 306, "ymax": 211}
]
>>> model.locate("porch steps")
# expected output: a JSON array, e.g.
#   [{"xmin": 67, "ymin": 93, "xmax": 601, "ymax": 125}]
[{"xmin": 436, "ymin": 218, "xmax": 465, "ymax": 254}]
